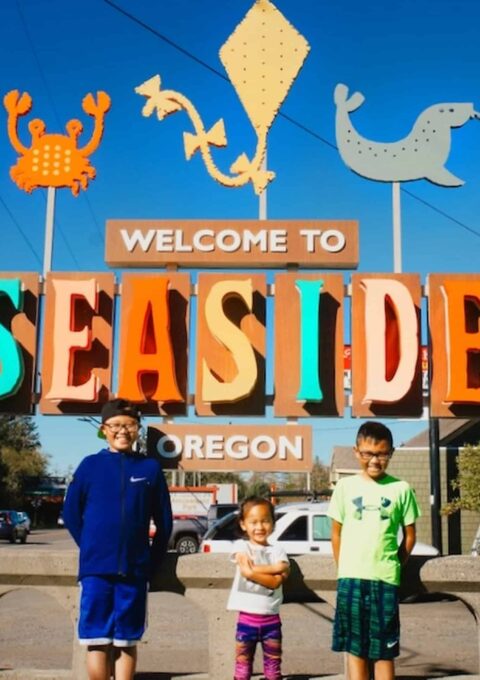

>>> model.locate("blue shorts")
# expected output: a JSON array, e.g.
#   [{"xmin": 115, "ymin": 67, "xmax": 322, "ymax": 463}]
[{"xmin": 78, "ymin": 575, "xmax": 148, "ymax": 647}]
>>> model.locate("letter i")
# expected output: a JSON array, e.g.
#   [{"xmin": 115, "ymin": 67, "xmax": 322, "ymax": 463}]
[{"xmin": 295, "ymin": 279, "xmax": 324, "ymax": 401}]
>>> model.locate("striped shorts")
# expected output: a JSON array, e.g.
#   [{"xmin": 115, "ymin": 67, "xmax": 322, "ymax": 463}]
[{"xmin": 332, "ymin": 578, "xmax": 400, "ymax": 660}]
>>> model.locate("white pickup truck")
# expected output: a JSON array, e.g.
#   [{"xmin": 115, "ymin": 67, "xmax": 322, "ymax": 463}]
[{"xmin": 200, "ymin": 500, "xmax": 439, "ymax": 557}]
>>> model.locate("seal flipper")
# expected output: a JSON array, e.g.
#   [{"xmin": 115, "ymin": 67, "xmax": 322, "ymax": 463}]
[{"xmin": 426, "ymin": 166, "xmax": 465, "ymax": 187}]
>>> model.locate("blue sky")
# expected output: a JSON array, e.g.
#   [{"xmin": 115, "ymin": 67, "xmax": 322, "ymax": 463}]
[{"xmin": 1, "ymin": 0, "xmax": 480, "ymax": 474}]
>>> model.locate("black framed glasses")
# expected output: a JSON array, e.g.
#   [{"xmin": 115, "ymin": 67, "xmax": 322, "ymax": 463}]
[
  {"xmin": 103, "ymin": 423, "xmax": 139, "ymax": 434},
  {"xmin": 356, "ymin": 449, "xmax": 392, "ymax": 462}
]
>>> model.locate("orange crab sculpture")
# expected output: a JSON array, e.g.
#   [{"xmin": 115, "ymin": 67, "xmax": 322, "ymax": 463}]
[{"xmin": 4, "ymin": 90, "xmax": 111, "ymax": 196}]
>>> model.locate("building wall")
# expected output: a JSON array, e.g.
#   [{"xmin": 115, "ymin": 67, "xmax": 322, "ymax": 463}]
[{"xmin": 388, "ymin": 448, "xmax": 479, "ymax": 555}]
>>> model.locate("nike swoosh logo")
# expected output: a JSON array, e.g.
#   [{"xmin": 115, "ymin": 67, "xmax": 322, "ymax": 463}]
[
  {"xmin": 130, "ymin": 476, "xmax": 147, "ymax": 483},
  {"xmin": 386, "ymin": 640, "xmax": 398, "ymax": 648}
]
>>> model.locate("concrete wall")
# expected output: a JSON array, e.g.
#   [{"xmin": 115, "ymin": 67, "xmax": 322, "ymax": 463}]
[{"xmin": 0, "ymin": 550, "xmax": 479, "ymax": 679}]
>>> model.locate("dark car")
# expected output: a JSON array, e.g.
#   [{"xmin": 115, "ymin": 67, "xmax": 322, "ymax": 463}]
[
  {"xmin": 150, "ymin": 515, "xmax": 209, "ymax": 554},
  {"xmin": 207, "ymin": 503, "xmax": 239, "ymax": 529},
  {"xmin": 0, "ymin": 510, "xmax": 29, "ymax": 544}
]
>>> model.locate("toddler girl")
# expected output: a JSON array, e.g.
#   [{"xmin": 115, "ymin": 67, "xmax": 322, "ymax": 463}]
[{"xmin": 227, "ymin": 496, "xmax": 290, "ymax": 680}]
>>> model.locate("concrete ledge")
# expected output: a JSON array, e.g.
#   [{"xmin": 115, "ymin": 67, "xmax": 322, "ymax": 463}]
[{"xmin": 0, "ymin": 551, "xmax": 479, "ymax": 679}]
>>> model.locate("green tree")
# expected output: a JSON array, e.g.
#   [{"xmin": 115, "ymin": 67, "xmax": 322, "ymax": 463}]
[
  {"xmin": 442, "ymin": 443, "xmax": 480, "ymax": 554},
  {"xmin": 310, "ymin": 459, "xmax": 330, "ymax": 495},
  {"xmin": 0, "ymin": 416, "xmax": 48, "ymax": 507},
  {"xmin": 0, "ymin": 415, "xmax": 40, "ymax": 451},
  {"xmin": 243, "ymin": 472, "xmax": 274, "ymax": 499},
  {"xmin": 0, "ymin": 447, "xmax": 49, "ymax": 504},
  {"xmin": 442, "ymin": 444, "xmax": 480, "ymax": 515}
]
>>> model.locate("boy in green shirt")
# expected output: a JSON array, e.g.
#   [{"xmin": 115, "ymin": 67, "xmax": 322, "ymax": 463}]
[{"xmin": 328, "ymin": 421, "xmax": 420, "ymax": 680}]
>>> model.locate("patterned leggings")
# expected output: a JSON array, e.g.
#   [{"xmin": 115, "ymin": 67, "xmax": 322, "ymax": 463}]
[{"xmin": 234, "ymin": 612, "xmax": 282, "ymax": 680}]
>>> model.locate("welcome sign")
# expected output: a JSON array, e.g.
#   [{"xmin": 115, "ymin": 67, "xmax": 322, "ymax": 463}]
[
  {"xmin": 3, "ymin": 0, "xmax": 479, "ymax": 473},
  {"xmin": 105, "ymin": 220, "xmax": 359, "ymax": 269}
]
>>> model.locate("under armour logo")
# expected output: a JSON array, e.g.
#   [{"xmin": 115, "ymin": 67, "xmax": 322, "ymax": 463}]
[{"xmin": 352, "ymin": 496, "xmax": 391, "ymax": 520}]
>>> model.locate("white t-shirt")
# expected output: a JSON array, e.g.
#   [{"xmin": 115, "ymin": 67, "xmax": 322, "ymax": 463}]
[{"xmin": 227, "ymin": 539, "xmax": 289, "ymax": 615}]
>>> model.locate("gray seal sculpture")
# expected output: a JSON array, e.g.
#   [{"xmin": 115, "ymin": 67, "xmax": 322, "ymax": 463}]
[{"xmin": 334, "ymin": 83, "xmax": 479, "ymax": 187}]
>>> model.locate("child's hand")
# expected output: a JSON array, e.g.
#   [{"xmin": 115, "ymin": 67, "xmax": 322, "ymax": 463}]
[{"xmin": 236, "ymin": 552, "xmax": 254, "ymax": 579}]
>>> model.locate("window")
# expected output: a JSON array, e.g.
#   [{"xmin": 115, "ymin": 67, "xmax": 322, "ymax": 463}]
[
  {"xmin": 212, "ymin": 516, "xmax": 241, "ymax": 541},
  {"xmin": 313, "ymin": 515, "xmax": 332, "ymax": 541},
  {"xmin": 277, "ymin": 516, "xmax": 307, "ymax": 541}
]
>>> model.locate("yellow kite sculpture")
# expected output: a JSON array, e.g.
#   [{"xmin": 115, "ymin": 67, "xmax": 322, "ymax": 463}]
[{"xmin": 136, "ymin": 0, "xmax": 310, "ymax": 195}]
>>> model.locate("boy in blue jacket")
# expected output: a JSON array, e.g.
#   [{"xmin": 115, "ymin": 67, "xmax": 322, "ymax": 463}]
[{"xmin": 64, "ymin": 398, "xmax": 172, "ymax": 680}]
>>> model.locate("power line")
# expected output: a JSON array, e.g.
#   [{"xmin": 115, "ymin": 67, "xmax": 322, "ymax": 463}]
[
  {"xmin": 401, "ymin": 187, "xmax": 480, "ymax": 240},
  {"xmin": 104, "ymin": 0, "xmax": 480, "ymax": 241},
  {"xmin": 104, "ymin": 0, "xmax": 230, "ymax": 82},
  {"xmin": 0, "ymin": 192, "xmax": 42, "ymax": 266},
  {"xmin": 15, "ymin": 0, "xmax": 105, "ymax": 253}
]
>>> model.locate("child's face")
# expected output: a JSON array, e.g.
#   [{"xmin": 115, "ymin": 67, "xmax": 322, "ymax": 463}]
[
  {"xmin": 240, "ymin": 503, "xmax": 274, "ymax": 547},
  {"xmin": 354, "ymin": 436, "xmax": 393, "ymax": 481},
  {"xmin": 101, "ymin": 415, "xmax": 139, "ymax": 453}
]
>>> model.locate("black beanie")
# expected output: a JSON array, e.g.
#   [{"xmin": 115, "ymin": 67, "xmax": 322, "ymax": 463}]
[{"xmin": 101, "ymin": 398, "xmax": 141, "ymax": 423}]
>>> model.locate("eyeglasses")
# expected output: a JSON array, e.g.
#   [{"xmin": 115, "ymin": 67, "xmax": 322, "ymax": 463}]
[
  {"xmin": 103, "ymin": 423, "xmax": 139, "ymax": 434},
  {"xmin": 357, "ymin": 449, "xmax": 392, "ymax": 462}
]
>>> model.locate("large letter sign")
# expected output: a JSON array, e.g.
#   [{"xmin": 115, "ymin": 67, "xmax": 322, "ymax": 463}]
[
  {"xmin": 117, "ymin": 275, "xmax": 183, "ymax": 403},
  {"xmin": 201, "ymin": 279, "xmax": 258, "ymax": 403},
  {"xmin": 3, "ymin": 271, "xmax": 480, "ymax": 421},
  {"xmin": 429, "ymin": 274, "xmax": 480, "ymax": 416},
  {"xmin": 352, "ymin": 274, "xmax": 422, "ymax": 417},
  {"xmin": 362, "ymin": 278, "xmax": 419, "ymax": 403},
  {"xmin": 40, "ymin": 273, "xmax": 115, "ymax": 415},
  {"xmin": 295, "ymin": 279, "xmax": 324, "ymax": 402},
  {"xmin": 195, "ymin": 274, "xmax": 266, "ymax": 416},
  {"xmin": 0, "ymin": 279, "xmax": 24, "ymax": 398}
]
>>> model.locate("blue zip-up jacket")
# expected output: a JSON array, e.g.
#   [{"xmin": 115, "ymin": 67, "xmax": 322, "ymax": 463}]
[{"xmin": 63, "ymin": 449, "xmax": 172, "ymax": 581}]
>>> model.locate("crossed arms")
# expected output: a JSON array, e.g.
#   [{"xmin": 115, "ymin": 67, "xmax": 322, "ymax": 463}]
[{"xmin": 235, "ymin": 551, "xmax": 290, "ymax": 589}]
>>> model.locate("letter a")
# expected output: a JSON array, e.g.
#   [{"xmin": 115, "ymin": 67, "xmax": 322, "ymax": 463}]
[{"xmin": 117, "ymin": 277, "xmax": 182, "ymax": 402}]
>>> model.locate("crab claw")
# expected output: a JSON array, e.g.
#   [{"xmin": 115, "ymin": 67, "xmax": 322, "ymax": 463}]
[
  {"xmin": 4, "ymin": 90, "xmax": 32, "ymax": 115},
  {"xmin": 96, "ymin": 91, "xmax": 111, "ymax": 114},
  {"xmin": 82, "ymin": 91, "xmax": 111, "ymax": 117}
]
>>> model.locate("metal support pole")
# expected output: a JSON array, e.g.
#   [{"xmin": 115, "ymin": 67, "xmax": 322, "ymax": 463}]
[
  {"xmin": 392, "ymin": 181, "xmax": 402, "ymax": 273},
  {"xmin": 259, "ymin": 152, "xmax": 267, "ymax": 221},
  {"xmin": 43, "ymin": 187, "xmax": 56, "ymax": 277},
  {"xmin": 429, "ymin": 416, "xmax": 443, "ymax": 554}
]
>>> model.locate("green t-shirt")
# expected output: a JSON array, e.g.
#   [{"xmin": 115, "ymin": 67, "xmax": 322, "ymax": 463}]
[{"xmin": 327, "ymin": 473, "xmax": 420, "ymax": 586}]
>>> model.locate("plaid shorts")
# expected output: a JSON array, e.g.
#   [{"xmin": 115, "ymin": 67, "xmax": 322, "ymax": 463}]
[{"xmin": 332, "ymin": 578, "xmax": 400, "ymax": 660}]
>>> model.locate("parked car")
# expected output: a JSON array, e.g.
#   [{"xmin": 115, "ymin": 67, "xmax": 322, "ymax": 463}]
[
  {"xmin": 16, "ymin": 511, "xmax": 31, "ymax": 533},
  {"xmin": 0, "ymin": 510, "xmax": 29, "ymax": 544},
  {"xmin": 150, "ymin": 515, "xmax": 209, "ymax": 554},
  {"xmin": 200, "ymin": 501, "xmax": 440, "ymax": 557},
  {"xmin": 207, "ymin": 502, "xmax": 239, "ymax": 529}
]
